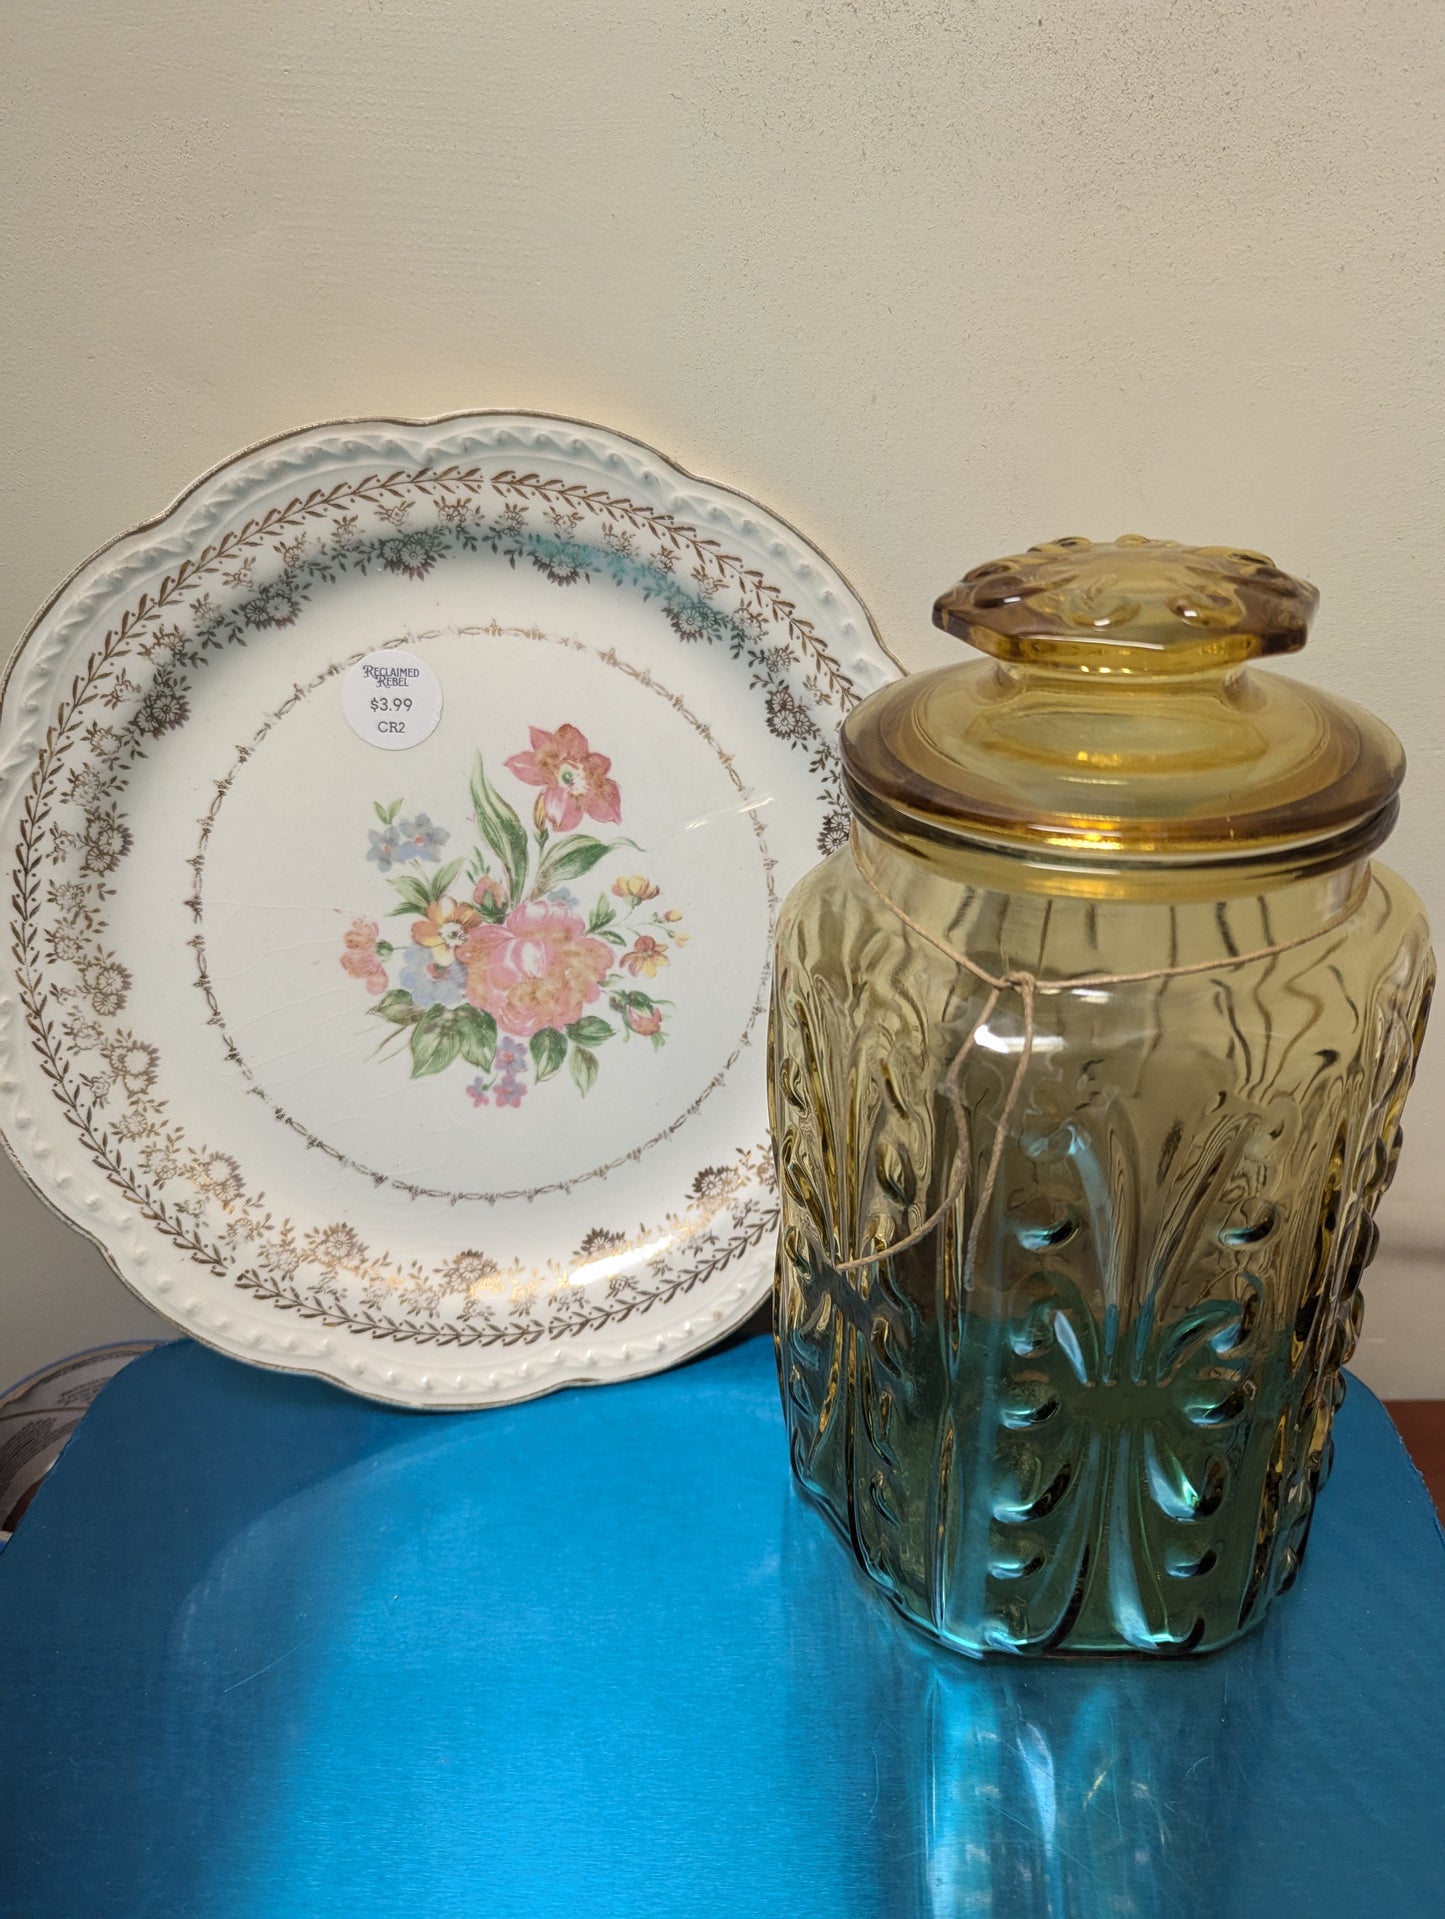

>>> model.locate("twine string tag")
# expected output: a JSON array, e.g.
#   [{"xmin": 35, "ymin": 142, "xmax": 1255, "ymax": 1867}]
[{"xmin": 834, "ymin": 837, "xmax": 1363, "ymax": 1287}]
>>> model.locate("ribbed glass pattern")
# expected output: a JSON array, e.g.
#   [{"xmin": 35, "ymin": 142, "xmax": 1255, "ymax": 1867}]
[{"xmin": 771, "ymin": 829, "xmax": 1433, "ymax": 1655}]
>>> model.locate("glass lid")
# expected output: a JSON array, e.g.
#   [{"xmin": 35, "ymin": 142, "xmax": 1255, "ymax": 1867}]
[{"xmin": 841, "ymin": 536, "xmax": 1404, "ymax": 867}]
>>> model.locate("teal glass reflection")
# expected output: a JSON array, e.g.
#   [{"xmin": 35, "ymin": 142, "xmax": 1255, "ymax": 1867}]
[{"xmin": 0, "ymin": 1337, "xmax": 1441, "ymax": 1918}]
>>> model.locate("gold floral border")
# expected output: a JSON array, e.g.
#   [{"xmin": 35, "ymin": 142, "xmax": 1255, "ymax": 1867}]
[{"xmin": 11, "ymin": 463, "xmax": 851, "ymax": 1343}]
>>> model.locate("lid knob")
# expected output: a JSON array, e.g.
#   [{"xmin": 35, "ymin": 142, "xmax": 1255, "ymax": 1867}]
[
  {"xmin": 934, "ymin": 535, "xmax": 1318, "ymax": 675},
  {"xmin": 841, "ymin": 532, "xmax": 1402, "ymax": 876}
]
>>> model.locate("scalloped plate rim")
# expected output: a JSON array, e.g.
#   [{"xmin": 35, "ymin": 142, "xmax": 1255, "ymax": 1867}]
[{"xmin": 0, "ymin": 409, "xmax": 896, "ymax": 1408}]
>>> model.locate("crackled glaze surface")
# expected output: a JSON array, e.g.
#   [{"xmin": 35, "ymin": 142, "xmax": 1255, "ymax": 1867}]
[{"xmin": 0, "ymin": 413, "xmax": 892, "ymax": 1406}]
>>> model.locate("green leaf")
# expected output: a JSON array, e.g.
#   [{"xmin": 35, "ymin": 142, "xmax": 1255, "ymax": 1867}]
[
  {"xmin": 470, "ymin": 753, "xmax": 529, "ymax": 904},
  {"xmin": 410, "ymin": 1006, "xmax": 462, "ymax": 1078},
  {"xmin": 529, "ymin": 1027, "xmax": 567, "ymax": 1082},
  {"xmin": 566, "ymin": 1016, "xmax": 614, "ymax": 1047},
  {"xmin": 570, "ymin": 1045, "xmax": 599, "ymax": 1097},
  {"xmin": 388, "ymin": 874, "xmax": 435, "ymax": 915},
  {"xmin": 598, "ymin": 928, "xmax": 626, "ymax": 946},
  {"xmin": 453, "ymin": 1005, "xmax": 497, "ymax": 1069},
  {"xmin": 369, "ymin": 988, "xmax": 422, "ymax": 1026},
  {"xmin": 426, "ymin": 856, "xmax": 464, "ymax": 901},
  {"xmin": 374, "ymin": 797, "xmax": 403, "ymax": 825},
  {"xmin": 586, "ymin": 894, "xmax": 616, "ymax": 934},
  {"xmin": 534, "ymin": 834, "xmax": 636, "ymax": 897}
]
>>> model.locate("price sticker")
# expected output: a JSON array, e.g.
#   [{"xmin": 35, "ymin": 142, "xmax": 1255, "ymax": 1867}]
[{"xmin": 342, "ymin": 649, "xmax": 443, "ymax": 751}]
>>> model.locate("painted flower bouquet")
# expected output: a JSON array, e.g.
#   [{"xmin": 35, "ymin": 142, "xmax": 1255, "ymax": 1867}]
[{"xmin": 339, "ymin": 725, "xmax": 686, "ymax": 1106}]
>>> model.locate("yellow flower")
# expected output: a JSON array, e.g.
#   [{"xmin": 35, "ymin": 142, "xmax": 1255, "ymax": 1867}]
[
  {"xmin": 621, "ymin": 935, "xmax": 669, "ymax": 978},
  {"xmin": 411, "ymin": 895, "xmax": 481, "ymax": 961},
  {"xmin": 662, "ymin": 909, "xmax": 684, "ymax": 922},
  {"xmin": 611, "ymin": 874, "xmax": 660, "ymax": 901}
]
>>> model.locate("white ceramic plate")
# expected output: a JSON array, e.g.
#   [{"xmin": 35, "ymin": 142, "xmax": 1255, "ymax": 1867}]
[{"xmin": 0, "ymin": 414, "xmax": 893, "ymax": 1406}]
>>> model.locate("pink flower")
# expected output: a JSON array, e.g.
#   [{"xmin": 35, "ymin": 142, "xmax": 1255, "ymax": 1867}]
[
  {"xmin": 622, "ymin": 1000, "xmax": 663, "ymax": 1037},
  {"xmin": 341, "ymin": 918, "xmax": 388, "ymax": 995},
  {"xmin": 505, "ymin": 724, "xmax": 622, "ymax": 833},
  {"xmin": 459, "ymin": 897, "xmax": 613, "ymax": 1039},
  {"xmin": 472, "ymin": 874, "xmax": 505, "ymax": 912}
]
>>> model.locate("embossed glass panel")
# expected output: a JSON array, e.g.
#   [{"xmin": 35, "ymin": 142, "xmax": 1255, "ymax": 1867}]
[{"xmin": 770, "ymin": 538, "xmax": 1434, "ymax": 1656}]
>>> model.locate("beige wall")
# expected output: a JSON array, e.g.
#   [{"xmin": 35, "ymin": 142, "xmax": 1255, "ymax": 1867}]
[{"xmin": 3, "ymin": 0, "xmax": 1442, "ymax": 1392}]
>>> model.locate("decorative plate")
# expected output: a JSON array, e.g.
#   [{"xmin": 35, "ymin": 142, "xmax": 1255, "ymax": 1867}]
[
  {"xmin": 0, "ymin": 414, "xmax": 893, "ymax": 1406},
  {"xmin": 0, "ymin": 1340, "xmax": 160, "ymax": 1541}
]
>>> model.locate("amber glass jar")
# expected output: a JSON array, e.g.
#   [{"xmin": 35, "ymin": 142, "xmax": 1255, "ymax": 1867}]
[{"xmin": 770, "ymin": 537, "xmax": 1433, "ymax": 1657}]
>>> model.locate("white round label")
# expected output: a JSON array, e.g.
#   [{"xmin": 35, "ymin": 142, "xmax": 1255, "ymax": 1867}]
[{"xmin": 342, "ymin": 649, "xmax": 443, "ymax": 750}]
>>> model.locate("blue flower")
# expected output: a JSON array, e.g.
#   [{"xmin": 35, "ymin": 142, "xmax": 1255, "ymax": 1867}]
[
  {"xmin": 367, "ymin": 824, "xmax": 405, "ymax": 871},
  {"xmin": 398, "ymin": 943, "xmax": 466, "ymax": 1009},
  {"xmin": 545, "ymin": 887, "xmax": 581, "ymax": 913},
  {"xmin": 394, "ymin": 813, "xmax": 449, "ymax": 864},
  {"xmin": 496, "ymin": 1036, "xmax": 528, "ymax": 1075}
]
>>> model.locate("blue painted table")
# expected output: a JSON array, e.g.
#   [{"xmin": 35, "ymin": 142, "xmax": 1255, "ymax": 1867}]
[{"xmin": 1, "ymin": 1336, "xmax": 1442, "ymax": 1917}]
